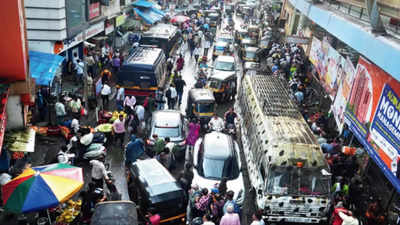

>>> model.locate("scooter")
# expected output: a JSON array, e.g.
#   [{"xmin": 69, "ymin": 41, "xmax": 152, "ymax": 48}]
[{"xmin": 83, "ymin": 143, "xmax": 107, "ymax": 160}]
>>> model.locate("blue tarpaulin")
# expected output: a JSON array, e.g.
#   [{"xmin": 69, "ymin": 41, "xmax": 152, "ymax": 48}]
[
  {"xmin": 132, "ymin": 0, "xmax": 153, "ymax": 8},
  {"xmin": 29, "ymin": 51, "xmax": 64, "ymax": 86},
  {"xmin": 134, "ymin": 7, "xmax": 164, "ymax": 25}
]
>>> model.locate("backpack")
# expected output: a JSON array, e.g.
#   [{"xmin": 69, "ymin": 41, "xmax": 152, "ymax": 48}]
[{"xmin": 166, "ymin": 88, "xmax": 171, "ymax": 99}]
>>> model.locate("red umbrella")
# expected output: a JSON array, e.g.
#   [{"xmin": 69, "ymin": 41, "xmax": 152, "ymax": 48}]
[{"xmin": 170, "ymin": 15, "xmax": 190, "ymax": 24}]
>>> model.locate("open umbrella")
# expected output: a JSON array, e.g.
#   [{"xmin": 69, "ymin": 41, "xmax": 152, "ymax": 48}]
[
  {"xmin": 2, "ymin": 163, "xmax": 83, "ymax": 213},
  {"xmin": 170, "ymin": 15, "xmax": 190, "ymax": 24}
]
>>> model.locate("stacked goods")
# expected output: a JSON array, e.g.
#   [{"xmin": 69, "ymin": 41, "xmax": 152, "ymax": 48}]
[
  {"xmin": 109, "ymin": 111, "xmax": 127, "ymax": 123},
  {"xmin": 55, "ymin": 199, "xmax": 82, "ymax": 224}
]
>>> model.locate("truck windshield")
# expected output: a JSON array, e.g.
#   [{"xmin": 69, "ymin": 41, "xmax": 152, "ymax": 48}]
[
  {"xmin": 197, "ymin": 103, "xmax": 214, "ymax": 113},
  {"xmin": 266, "ymin": 166, "xmax": 330, "ymax": 196}
]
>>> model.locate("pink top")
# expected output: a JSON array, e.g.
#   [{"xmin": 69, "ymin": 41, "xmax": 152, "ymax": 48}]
[
  {"xmin": 220, "ymin": 213, "xmax": 241, "ymax": 225},
  {"xmin": 149, "ymin": 214, "xmax": 160, "ymax": 225},
  {"xmin": 113, "ymin": 118, "xmax": 126, "ymax": 134}
]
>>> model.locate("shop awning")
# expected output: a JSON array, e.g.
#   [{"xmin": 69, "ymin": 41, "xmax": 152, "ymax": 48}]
[
  {"xmin": 132, "ymin": 0, "xmax": 153, "ymax": 8},
  {"xmin": 29, "ymin": 51, "xmax": 64, "ymax": 86},
  {"xmin": 134, "ymin": 7, "xmax": 164, "ymax": 25}
]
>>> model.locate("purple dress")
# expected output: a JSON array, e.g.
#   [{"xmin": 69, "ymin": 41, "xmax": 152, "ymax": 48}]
[{"xmin": 186, "ymin": 122, "xmax": 200, "ymax": 146}]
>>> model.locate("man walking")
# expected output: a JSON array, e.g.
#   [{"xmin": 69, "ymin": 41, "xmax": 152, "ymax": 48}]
[
  {"xmin": 193, "ymin": 45, "xmax": 201, "ymax": 64},
  {"xmin": 112, "ymin": 114, "xmax": 126, "ymax": 148},
  {"xmin": 90, "ymin": 158, "xmax": 109, "ymax": 189},
  {"xmin": 174, "ymin": 76, "xmax": 186, "ymax": 106},
  {"xmin": 100, "ymin": 81, "xmax": 112, "ymax": 109},
  {"xmin": 167, "ymin": 85, "xmax": 177, "ymax": 109}
]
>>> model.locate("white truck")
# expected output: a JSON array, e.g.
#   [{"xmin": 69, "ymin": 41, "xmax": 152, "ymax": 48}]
[{"xmin": 235, "ymin": 74, "xmax": 331, "ymax": 224}]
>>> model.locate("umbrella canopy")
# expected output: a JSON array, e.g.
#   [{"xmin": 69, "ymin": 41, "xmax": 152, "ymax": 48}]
[
  {"xmin": 2, "ymin": 163, "xmax": 83, "ymax": 213},
  {"xmin": 170, "ymin": 15, "xmax": 190, "ymax": 24}
]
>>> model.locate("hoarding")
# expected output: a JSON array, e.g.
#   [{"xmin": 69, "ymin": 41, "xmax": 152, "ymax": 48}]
[
  {"xmin": 89, "ymin": 2, "xmax": 100, "ymax": 20},
  {"xmin": 332, "ymin": 57, "xmax": 356, "ymax": 132},
  {"xmin": 345, "ymin": 56, "xmax": 400, "ymax": 192}
]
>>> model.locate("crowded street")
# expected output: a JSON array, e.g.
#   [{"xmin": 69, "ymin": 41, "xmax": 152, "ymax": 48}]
[{"xmin": 1, "ymin": 0, "xmax": 400, "ymax": 225}]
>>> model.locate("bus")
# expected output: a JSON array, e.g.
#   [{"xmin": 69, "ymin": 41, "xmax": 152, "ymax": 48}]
[
  {"xmin": 139, "ymin": 23, "xmax": 181, "ymax": 58},
  {"xmin": 235, "ymin": 74, "xmax": 331, "ymax": 224},
  {"xmin": 116, "ymin": 46, "xmax": 166, "ymax": 97}
]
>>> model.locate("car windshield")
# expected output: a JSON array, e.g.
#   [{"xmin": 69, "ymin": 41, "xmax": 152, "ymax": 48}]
[
  {"xmin": 196, "ymin": 103, "xmax": 214, "ymax": 113},
  {"xmin": 266, "ymin": 166, "xmax": 330, "ymax": 196},
  {"xmin": 199, "ymin": 156, "xmax": 240, "ymax": 180},
  {"xmin": 215, "ymin": 61, "xmax": 234, "ymax": 71},
  {"xmin": 207, "ymin": 79, "xmax": 221, "ymax": 89},
  {"xmin": 217, "ymin": 37, "xmax": 233, "ymax": 44},
  {"xmin": 245, "ymin": 51, "xmax": 256, "ymax": 59},
  {"xmin": 153, "ymin": 126, "xmax": 180, "ymax": 137}
]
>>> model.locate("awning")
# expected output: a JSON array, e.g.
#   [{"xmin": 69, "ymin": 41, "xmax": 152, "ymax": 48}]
[
  {"xmin": 134, "ymin": 7, "xmax": 164, "ymax": 25},
  {"xmin": 29, "ymin": 51, "xmax": 65, "ymax": 86},
  {"xmin": 132, "ymin": 0, "xmax": 153, "ymax": 8}
]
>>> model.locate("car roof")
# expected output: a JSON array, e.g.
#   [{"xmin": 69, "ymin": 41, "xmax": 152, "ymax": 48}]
[
  {"xmin": 245, "ymin": 46, "xmax": 259, "ymax": 52},
  {"xmin": 91, "ymin": 201, "xmax": 138, "ymax": 225},
  {"xmin": 203, "ymin": 132, "xmax": 233, "ymax": 159},
  {"xmin": 153, "ymin": 110, "xmax": 182, "ymax": 127},
  {"xmin": 216, "ymin": 55, "xmax": 235, "ymax": 63},
  {"xmin": 126, "ymin": 47, "xmax": 163, "ymax": 66},
  {"xmin": 210, "ymin": 71, "xmax": 236, "ymax": 81},
  {"xmin": 132, "ymin": 159, "xmax": 182, "ymax": 196}
]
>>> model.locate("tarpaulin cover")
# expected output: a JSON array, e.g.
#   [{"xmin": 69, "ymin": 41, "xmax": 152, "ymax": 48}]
[
  {"xmin": 132, "ymin": 0, "xmax": 153, "ymax": 8},
  {"xmin": 29, "ymin": 51, "xmax": 64, "ymax": 86},
  {"xmin": 134, "ymin": 7, "xmax": 164, "ymax": 24}
]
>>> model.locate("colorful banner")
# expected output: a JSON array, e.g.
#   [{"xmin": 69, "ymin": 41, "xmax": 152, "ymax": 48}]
[
  {"xmin": 332, "ymin": 57, "xmax": 356, "ymax": 132},
  {"xmin": 345, "ymin": 56, "xmax": 400, "ymax": 193},
  {"xmin": 309, "ymin": 37, "xmax": 346, "ymax": 100}
]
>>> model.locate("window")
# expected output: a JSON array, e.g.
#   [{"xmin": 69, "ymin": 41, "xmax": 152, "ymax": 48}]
[{"xmin": 66, "ymin": 0, "xmax": 87, "ymax": 37}]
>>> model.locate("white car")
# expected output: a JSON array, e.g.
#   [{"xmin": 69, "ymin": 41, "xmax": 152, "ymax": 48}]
[{"xmin": 192, "ymin": 131, "xmax": 244, "ymax": 205}]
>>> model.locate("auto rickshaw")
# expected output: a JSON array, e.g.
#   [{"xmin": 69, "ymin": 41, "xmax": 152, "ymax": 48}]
[
  {"xmin": 207, "ymin": 12, "xmax": 220, "ymax": 27},
  {"xmin": 206, "ymin": 72, "xmax": 237, "ymax": 103},
  {"xmin": 186, "ymin": 88, "xmax": 216, "ymax": 128},
  {"xmin": 212, "ymin": 41, "xmax": 230, "ymax": 61},
  {"xmin": 241, "ymin": 46, "xmax": 259, "ymax": 63},
  {"xmin": 247, "ymin": 24, "xmax": 261, "ymax": 40},
  {"xmin": 240, "ymin": 38, "xmax": 257, "ymax": 52},
  {"xmin": 234, "ymin": 27, "xmax": 249, "ymax": 44}
]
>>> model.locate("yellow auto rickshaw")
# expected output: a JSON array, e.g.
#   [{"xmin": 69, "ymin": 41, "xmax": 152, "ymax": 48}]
[{"xmin": 186, "ymin": 88, "xmax": 216, "ymax": 127}]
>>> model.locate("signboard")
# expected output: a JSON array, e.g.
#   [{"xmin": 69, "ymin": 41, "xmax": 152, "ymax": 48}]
[
  {"xmin": 89, "ymin": 2, "xmax": 100, "ymax": 20},
  {"xmin": 105, "ymin": 21, "xmax": 114, "ymax": 35},
  {"xmin": 332, "ymin": 57, "xmax": 356, "ymax": 132},
  {"xmin": 86, "ymin": 22, "xmax": 105, "ymax": 39},
  {"xmin": 344, "ymin": 56, "xmax": 400, "ymax": 193},
  {"xmin": 116, "ymin": 14, "xmax": 127, "ymax": 27},
  {"xmin": 309, "ymin": 37, "xmax": 346, "ymax": 100},
  {"xmin": 285, "ymin": 35, "xmax": 310, "ymax": 44}
]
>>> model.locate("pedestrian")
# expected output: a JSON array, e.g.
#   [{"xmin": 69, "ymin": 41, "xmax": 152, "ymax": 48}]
[
  {"xmin": 195, "ymin": 188, "xmax": 211, "ymax": 216},
  {"xmin": 155, "ymin": 87, "xmax": 165, "ymax": 110},
  {"xmin": 125, "ymin": 135, "xmax": 144, "ymax": 166},
  {"xmin": 116, "ymin": 87, "xmax": 125, "ymax": 111},
  {"xmin": 223, "ymin": 191, "xmax": 240, "ymax": 214},
  {"xmin": 202, "ymin": 214, "xmax": 215, "ymax": 225},
  {"xmin": 250, "ymin": 211, "xmax": 263, "ymax": 225},
  {"xmin": 153, "ymin": 134, "xmax": 165, "ymax": 156},
  {"xmin": 176, "ymin": 54, "xmax": 185, "ymax": 72},
  {"xmin": 101, "ymin": 69, "xmax": 112, "ymax": 84},
  {"xmin": 186, "ymin": 118, "xmax": 200, "ymax": 152},
  {"xmin": 112, "ymin": 114, "xmax": 126, "ymax": 148},
  {"xmin": 89, "ymin": 158, "xmax": 109, "ymax": 189},
  {"xmin": 86, "ymin": 53, "xmax": 96, "ymax": 77},
  {"xmin": 135, "ymin": 104, "xmax": 145, "ymax": 122},
  {"xmin": 167, "ymin": 85, "xmax": 177, "ymax": 109},
  {"xmin": 174, "ymin": 76, "xmax": 186, "ymax": 106},
  {"xmin": 70, "ymin": 95, "xmax": 81, "ymax": 119},
  {"xmin": 167, "ymin": 57, "xmax": 174, "ymax": 77},
  {"xmin": 124, "ymin": 95, "xmax": 136, "ymax": 113},
  {"xmin": 75, "ymin": 59, "xmax": 84, "ymax": 85},
  {"xmin": 204, "ymin": 37, "xmax": 211, "ymax": 56},
  {"xmin": 112, "ymin": 55, "xmax": 121, "ymax": 73},
  {"xmin": 105, "ymin": 179, "xmax": 121, "ymax": 201},
  {"xmin": 55, "ymin": 99, "xmax": 66, "ymax": 125},
  {"xmin": 218, "ymin": 177, "xmax": 228, "ymax": 196},
  {"xmin": 193, "ymin": 45, "xmax": 201, "ymax": 63},
  {"xmin": 100, "ymin": 81, "xmax": 112, "ymax": 109},
  {"xmin": 220, "ymin": 204, "xmax": 240, "ymax": 225},
  {"xmin": 70, "ymin": 116, "xmax": 80, "ymax": 134}
]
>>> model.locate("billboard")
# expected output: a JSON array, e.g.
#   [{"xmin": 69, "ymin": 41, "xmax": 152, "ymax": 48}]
[
  {"xmin": 345, "ymin": 56, "xmax": 400, "ymax": 192},
  {"xmin": 332, "ymin": 57, "xmax": 356, "ymax": 132},
  {"xmin": 309, "ymin": 37, "xmax": 346, "ymax": 100}
]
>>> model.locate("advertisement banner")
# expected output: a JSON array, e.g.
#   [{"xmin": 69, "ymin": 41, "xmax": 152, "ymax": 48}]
[
  {"xmin": 308, "ymin": 37, "xmax": 346, "ymax": 100},
  {"xmin": 332, "ymin": 57, "xmax": 356, "ymax": 132},
  {"xmin": 344, "ymin": 56, "xmax": 400, "ymax": 192},
  {"xmin": 89, "ymin": 2, "xmax": 100, "ymax": 20}
]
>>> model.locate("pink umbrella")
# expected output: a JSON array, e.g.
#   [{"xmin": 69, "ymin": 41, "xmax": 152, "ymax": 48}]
[{"xmin": 170, "ymin": 15, "xmax": 190, "ymax": 24}]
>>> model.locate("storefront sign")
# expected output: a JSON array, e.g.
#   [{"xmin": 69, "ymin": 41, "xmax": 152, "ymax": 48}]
[
  {"xmin": 85, "ymin": 22, "xmax": 105, "ymax": 39},
  {"xmin": 58, "ymin": 22, "xmax": 104, "ymax": 53},
  {"xmin": 105, "ymin": 21, "xmax": 114, "ymax": 35},
  {"xmin": 344, "ymin": 56, "xmax": 400, "ymax": 193},
  {"xmin": 89, "ymin": 2, "xmax": 100, "ymax": 20},
  {"xmin": 116, "ymin": 14, "xmax": 127, "ymax": 27},
  {"xmin": 285, "ymin": 35, "xmax": 310, "ymax": 44}
]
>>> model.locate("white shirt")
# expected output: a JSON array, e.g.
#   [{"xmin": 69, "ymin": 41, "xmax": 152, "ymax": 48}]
[
  {"xmin": 101, "ymin": 84, "xmax": 112, "ymax": 96},
  {"xmin": 202, "ymin": 222, "xmax": 215, "ymax": 225},
  {"xmin": 90, "ymin": 160, "xmax": 109, "ymax": 180},
  {"xmin": 169, "ymin": 87, "xmax": 177, "ymax": 98},
  {"xmin": 55, "ymin": 102, "xmax": 66, "ymax": 116},
  {"xmin": 208, "ymin": 117, "xmax": 224, "ymax": 131},
  {"xmin": 71, "ymin": 118, "xmax": 80, "ymax": 133},
  {"xmin": 116, "ymin": 88, "xmax": 125, "ymax": 101},
  {"xmin": 165, "ymin": 142, "xmax": 175, "ymax": 152},
  {"xmin": 76, "ymin": 61, "xmax": 84, "ymax": 74},
  {"xmin": 204, "ymin": 40, "xmax": 211, "ymax": 49},
  {"xmin": 193, "ymin": 47, "xmax": 201, "ymax": 56},
  {"xmin": 250, "ymin": 221, "xmax": 261, "ymax": 225},
  {"xmin": 135, "ymin": 105, "xmax": 145, "ymax": 121}
]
